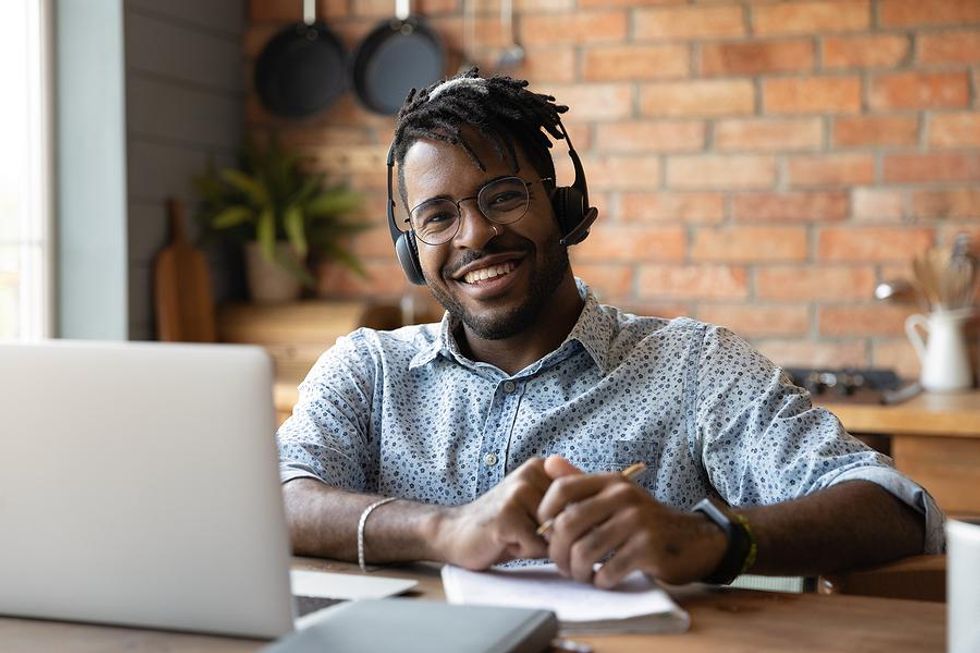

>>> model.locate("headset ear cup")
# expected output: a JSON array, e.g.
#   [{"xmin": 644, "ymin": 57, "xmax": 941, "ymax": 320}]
[
  {"xmin": 395, "ymin": 232, "xmax": 426, "ymax": 286},
  {"xmin": 551, "ymin": 186, "xmax": 585, "ymax": 239}
]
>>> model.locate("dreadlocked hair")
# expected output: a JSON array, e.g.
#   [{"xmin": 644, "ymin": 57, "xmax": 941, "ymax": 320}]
[{"xmin": 391, "ymin": 67, "xmax": 569, "ymax": 208}]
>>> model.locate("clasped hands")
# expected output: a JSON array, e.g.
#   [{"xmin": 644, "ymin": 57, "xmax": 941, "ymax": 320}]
[{"xmin": 433, "ymin": 455, "xmax": 727, "ymax": 588}]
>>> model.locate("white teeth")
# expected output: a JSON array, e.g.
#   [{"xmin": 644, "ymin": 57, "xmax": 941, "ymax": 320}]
[{"xmin": 463, "ymin": 262, "xmax": 516, "ymax": 284}]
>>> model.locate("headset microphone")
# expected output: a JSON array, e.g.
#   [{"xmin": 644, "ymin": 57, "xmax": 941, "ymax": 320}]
[{"xmin": 386, "ymin": 115, "xmax": 598, "ymax": 286}]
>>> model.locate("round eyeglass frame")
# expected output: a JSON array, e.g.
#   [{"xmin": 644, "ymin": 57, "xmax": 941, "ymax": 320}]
[{"xmin": 405, "ymin": 176, "xmax": 553, "ymax": 245}]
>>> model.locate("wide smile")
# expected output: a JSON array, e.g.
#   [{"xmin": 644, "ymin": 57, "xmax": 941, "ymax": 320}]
[{"xmin": 451, "ymin": 256, "xmax": 525, "ymax": 299}]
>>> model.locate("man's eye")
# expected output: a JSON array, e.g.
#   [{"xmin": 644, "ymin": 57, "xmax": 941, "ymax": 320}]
[
  {"xmin": 488, "ymin": 191, "xmax": 522, "ymax": 207},
  {"xmin": 420, "ymin": 212, "xmax": 454, "ymax": 226}
]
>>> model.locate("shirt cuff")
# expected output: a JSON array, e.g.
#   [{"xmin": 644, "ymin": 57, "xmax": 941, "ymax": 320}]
[
  {"xmin": 828, "ymin": 465, "xmax": 946, "ymax": 554},
  {"xmin": 279, "ymin": 461, "xmax": 326, "ymax": 486}
]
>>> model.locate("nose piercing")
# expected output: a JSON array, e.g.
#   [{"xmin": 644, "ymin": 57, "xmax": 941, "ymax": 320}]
[{"xmin": 491, "ymin": 224, "xmax": 500, "ymax": 236}]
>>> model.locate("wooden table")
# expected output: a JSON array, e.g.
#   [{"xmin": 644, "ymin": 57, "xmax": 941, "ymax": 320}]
[
  {"xmin": 821, "ymin": 390, "xmax": 980, "ymax": 519},
  {"xmin": 0, "ymin": 558, "xmax": 945, "ymax": 652}
]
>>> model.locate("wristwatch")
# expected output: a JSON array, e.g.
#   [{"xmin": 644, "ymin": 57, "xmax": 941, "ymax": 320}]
[{"xmin": 692, "ymin": 498, "xmax": 757, "ymax": 585}]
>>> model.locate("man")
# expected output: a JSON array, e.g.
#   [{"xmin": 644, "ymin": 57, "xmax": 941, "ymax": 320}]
[{"xmin": 277, "ymin": 70, "xmax": 942, "ymax": 589}]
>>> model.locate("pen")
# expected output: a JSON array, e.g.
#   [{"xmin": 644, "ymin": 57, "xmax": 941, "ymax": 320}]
[{"xmin": 536, "ymin": 462, "xmax": 648, "ymax": 536}]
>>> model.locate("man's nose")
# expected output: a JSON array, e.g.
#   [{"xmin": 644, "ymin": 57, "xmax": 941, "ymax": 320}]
[{"xmin": 453, "ymin": 199, "xmax": 499, "ymax": 248}]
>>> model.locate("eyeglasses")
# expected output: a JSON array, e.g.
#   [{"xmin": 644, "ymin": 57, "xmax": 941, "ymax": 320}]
[{"xmin": 407, "ymin": 176, "xmax": 552, "ymax": 245}]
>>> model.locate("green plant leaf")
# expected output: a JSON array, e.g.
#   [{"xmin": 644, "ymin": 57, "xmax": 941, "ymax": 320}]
[
  {"xmin": 257, "ymin": 208, "xmax": 276, "ymax": 262},
  {"xmin": 275, "ymin": 247, "xmax": 316, "ymax": 288},
  {"xmin": 283, "ymin": 205, "xmax": 307, "ymax": 258},
  {"xmin": 211, "ymin": 205, "xmax": 254, "ymax": 229},
  {"xmin": 221, "ymin": 169, "xmax": 268, "ymax": 206},
  {"xmin": 306, "ymin": 189, "xmax": 362, "ymax": 217}
]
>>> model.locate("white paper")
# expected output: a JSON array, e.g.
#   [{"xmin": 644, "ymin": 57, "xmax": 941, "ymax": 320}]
[
  {"xmin": 441, "ymin": 563, "xmax": 684, "ymax": 624},
  {"xmin": 290, "ymin": 569, "xmax": 417, "ymax": 600}
]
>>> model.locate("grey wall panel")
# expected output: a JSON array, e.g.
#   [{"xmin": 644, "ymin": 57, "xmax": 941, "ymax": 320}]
[
  {"xmin": 124, "ymin": 0, "xmax": 245, "ymax": 336},
  {"xmin": 126, "ymin": 0, "xmax": 244, "ymax": 36},
  {"xmin": 126, "ymin": 10, "xmax": 243, "ymax": 93},
  {"xmin": 128, "ymin": 76, "xmax": 242, "ymax": 149}
]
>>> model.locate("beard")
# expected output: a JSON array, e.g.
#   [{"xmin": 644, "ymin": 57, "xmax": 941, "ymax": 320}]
[{"xmin": 428, "ymin": 236, "xmax": 570, "ymax": 341}]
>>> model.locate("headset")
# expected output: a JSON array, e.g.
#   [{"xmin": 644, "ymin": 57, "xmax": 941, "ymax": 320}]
[{"xmin": 386, "ymin": 118, "xmax": 599, "ymax": 286}]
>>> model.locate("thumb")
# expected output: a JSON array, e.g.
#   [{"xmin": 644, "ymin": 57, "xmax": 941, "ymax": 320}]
[{"xmin": 543, "ymin": 455, "xmax": 582, "ymax": 480}]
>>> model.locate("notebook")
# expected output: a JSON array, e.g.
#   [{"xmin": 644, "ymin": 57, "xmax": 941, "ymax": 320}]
[
  {"xmin": 0, "ymin": 340, "xmax": 414, "ymax": 639},
  {"xmin": 442, "ymin": 563, "xmax": 690, "ymax": 635},
  {"xmin": 264, "ymin": 598, "xmax": 558, "ymax": 653}
]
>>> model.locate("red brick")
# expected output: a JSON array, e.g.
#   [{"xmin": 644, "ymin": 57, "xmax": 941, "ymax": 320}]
[
  {"xmin": 818, "ymin": 305, "xmax": 910, "ymax": 336},
  {"xmin": 348, "ymin": 224, "xmax": 399, "ymax": 259},
  {"xmin": 919, "ymin": 30, "xmax": 980, "ymax": 65},
  {"xmin": 353, "ymin": 0, "xmax": 457, "ymax": 17},
  {"xmin": 575, "ymin": 225, "xmax": 686, "ymax": 262},
  {"xmin": 929, "ymin": 113, "xmax": 980, "ymax": 148},
  {"xmin": 639, "ymin": 80, "xmax": 755, "ymax": 117},
  {"xmin": 786, "ymin": 154, "xmax": 876, "ymax": 187},
  {"xmin": 583, "ymin": 45, "xmax": 689, "ymax": 81},
  {"xmin": 619, "ymin": 192, "xmax": 726, "ymax": 224},
  {"xmin": 756, "ymin": 340, "xmax": 868, "ymax": 369},
  {"xmin": 667, "ymin": 155, "xmax": 777, "ymax": 190},
  {"xmin": 912, "ymin": 187, "xmax": 980, "ymax": 219},
  {"xmin": 692, "ymin": 226, "xmax": 807, "ymax": 262},
  {"xmin": 579, "ymin": 0, "xmax": 684, "ymax": 6},
  {"xmin": 634, "ymin": 5, "xmax": 745, "ymax": 39},
  {"xmin": 568, "ymin": 263, "xmax": 635, "ymax": 299},
  {"xmin": 636, "ymin": 265, "xmax": 749, "ymax": 300},
  {"xmin": 869, "ymin": 72, "xmax": 970, "ymax": 110},
  {"xmin": 883, "ymin": 153, "xmax": 980, "ymax": 183},
  {"xmin": 540, "ymin": 84, "xmax": 632, "ymax": 121},
  {"xmin": 853, "ymin": 188, "xmax": 905, "ymax": 222},
  {"xmin": 732, "ymin": 191, "xmax": 849, "ymax": 222},
  {"xmin": 595, "ymin": 121, "xmax": 705, "ymax": 153},
  {"xmin": 244, "ymin": 24, "xmax": 281, "ymax": 57},
  {"xmin": 317, "ymin": 260, "xmax": 407, "ymax": 298},
  {"xmin": 715, "ymin": 118, "xmax": 823, "ymax": 152},
  {"xmin": 700, "ymin": 40, "xmax": 814, "ymax": 76},
  {"xmin": 753, "ymin": 1, "xmax": 871, "ymax": 35},
  {"xmin": 817, "ymin": 227, "xmax": 934, "ymax": 262},
  {"xmin": 822, "ymin": 34, "xmax": 910, "ymax": 68},
  {"xmin": 520, "ymin": 11, "xmax": 627, "ymax": 45},
  {"xmin": 698, "ymin": 304, "xmax": 810, "ymax": 338},
  {"xmin": 832, "ymin": 115, "xmax": 919, "ymax": 148},
  {"xmin": 756, "ymin": 265, "xmax": 877, "ymax": 301},
  {"xmin": 251, "ymin": 0, "xmax": 350, "ymax": 21},
  {"xmin": 872, "ymin": 339, "xmax": 920, "ymax": 380},
  {"xmin": 505, "ymin": 47, "xmax": 577, "ymax": 84},
  {"xmin": 581, "ymin": 154, "xmax": 663, "ymax": 191},
  {"xmin": 880, "ymin": 0, "xmax": 980, "ymax": 28},
  {"xmin": 764, "ymin": 77, "xmax": 861, "ymax": 114}
]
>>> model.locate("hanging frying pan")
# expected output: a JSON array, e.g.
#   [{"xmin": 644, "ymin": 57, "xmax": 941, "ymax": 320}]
[
  {"xmin": 352, "ymin": 0, "xmax": 445, "ymax": 115},
  {"xmin": 254, "ymin": 0, "xmax": 347, "ymax": 119}
]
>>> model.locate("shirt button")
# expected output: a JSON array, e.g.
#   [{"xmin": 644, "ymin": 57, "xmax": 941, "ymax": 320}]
[
  {"xmin": 484, "ymin": 452, "xmax": 498, "ymax": 467},
  {"xmin": 503, "ymin": 381, "xmax": 516, "ymax": 393}
]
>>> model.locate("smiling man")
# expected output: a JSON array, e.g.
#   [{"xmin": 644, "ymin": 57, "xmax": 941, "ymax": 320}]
[{"xmin": 277, "ymin": 70, "xmax": 942, "ymax": 588}]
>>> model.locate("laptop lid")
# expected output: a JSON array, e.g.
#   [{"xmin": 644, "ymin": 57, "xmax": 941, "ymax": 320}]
[{"xmin": 0, "ymin": 340, "xmax": 295, "ymax": 639}]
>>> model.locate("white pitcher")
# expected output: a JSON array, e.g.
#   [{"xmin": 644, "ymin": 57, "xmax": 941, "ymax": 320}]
[{"xmin": 905, "ymin": 309, "xmax": 974, "ymax": 392}]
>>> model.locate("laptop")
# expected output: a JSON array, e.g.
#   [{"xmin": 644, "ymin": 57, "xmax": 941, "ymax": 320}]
[{"xmin": 0, "ymin": 340, "xmax": 414, "ymax": 639}]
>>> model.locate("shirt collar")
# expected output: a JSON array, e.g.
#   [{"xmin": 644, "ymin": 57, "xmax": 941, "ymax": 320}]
[{"xmin": 408, "ymin": 278, "xmax": 615, "ymax": 375}]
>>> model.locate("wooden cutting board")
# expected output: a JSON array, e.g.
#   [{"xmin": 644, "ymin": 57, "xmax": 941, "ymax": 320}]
[{"xmin": 153, "ymin": 198, "xmax": 216, "ymax": 342}]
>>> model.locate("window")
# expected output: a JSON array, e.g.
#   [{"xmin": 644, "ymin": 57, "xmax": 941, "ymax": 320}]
[{"xmin": 0, "ymin": 0, "xmax": 52, "ymax": 339}]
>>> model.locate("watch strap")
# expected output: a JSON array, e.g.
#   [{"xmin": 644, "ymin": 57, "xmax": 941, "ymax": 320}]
[{"xmin": 692, "ymin": 498, "xmax": 756, "ymax": 585}]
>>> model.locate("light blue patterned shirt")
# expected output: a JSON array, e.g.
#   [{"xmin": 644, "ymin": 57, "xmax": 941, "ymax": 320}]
[{"xmin": 277, "ymin": 281, "xmax": 944, "ymax": 553}]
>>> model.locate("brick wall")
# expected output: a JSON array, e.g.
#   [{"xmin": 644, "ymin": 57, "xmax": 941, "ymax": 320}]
[{"xmin": 245, "ymin": 0, "xmax": 980, "ymax": 377}]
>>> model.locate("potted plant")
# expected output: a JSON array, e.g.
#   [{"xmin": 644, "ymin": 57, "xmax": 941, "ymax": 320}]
[{"xmin": 194, "ymin": 136, "xmax": 367, "ymax": 303}]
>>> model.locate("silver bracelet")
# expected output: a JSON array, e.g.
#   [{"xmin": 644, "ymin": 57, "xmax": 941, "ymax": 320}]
[{"xmin": 357, "ymin": 497, "xmax": 396, "ymax": 573}]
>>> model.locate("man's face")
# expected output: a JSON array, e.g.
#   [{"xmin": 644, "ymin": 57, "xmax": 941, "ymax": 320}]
[{"xmin": 401, "ymin": 133, "xmax": 572, "ymax": 340}]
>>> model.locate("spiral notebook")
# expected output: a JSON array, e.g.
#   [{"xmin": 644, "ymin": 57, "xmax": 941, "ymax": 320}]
[{"xmin": 442, "ymin": 563, "xmax": 690, "ymax": 635}]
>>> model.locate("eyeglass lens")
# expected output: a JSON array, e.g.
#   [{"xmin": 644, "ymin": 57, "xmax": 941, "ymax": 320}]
[{"xmin": 410, "ymin": 177, "xmax": 531, "ymax": 244}]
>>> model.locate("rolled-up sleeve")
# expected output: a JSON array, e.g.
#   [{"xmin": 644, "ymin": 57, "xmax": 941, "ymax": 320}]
[
  {"xmin": 692, "ymin": 324, "xmax": 944, "ymax": 553},
  {"xmin": 276, "ymin": 330, "xmax": 379, "ymax": 491}
]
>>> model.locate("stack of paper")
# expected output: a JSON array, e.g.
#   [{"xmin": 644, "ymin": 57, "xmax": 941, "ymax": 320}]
[{"xmin": 442, "ymin": 563, "xmax": 689, "ymax": 635}]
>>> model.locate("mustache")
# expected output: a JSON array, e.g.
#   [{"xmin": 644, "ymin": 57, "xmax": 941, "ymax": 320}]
[{"xmin": 443, "ymin": 241, "xmax": 531, "ymax": 278}]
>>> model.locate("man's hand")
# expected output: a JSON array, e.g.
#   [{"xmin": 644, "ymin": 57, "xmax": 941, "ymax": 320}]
[
  {"xmin": 537, "ymin": 456, "xmax": 727, "ymax": 588},
  {"xmin": 432, "ymin": 457, "xmax": 574, "ymax": 570}
]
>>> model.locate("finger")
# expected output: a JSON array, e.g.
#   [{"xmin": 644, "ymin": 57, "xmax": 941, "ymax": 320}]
[
  {"xmin": 593, "ymin": 532, "xmax": 651, "ymax": 589},
  {"xmin": 537, "ymin": 473, "xmax": 622, "ymax": 525},
  {"xmin": 511, "ymin": 457, "xmax": 554, "ymax": 497},
  {"xmin": 567, "ymin": 516, "xmax": 631, "ymax": 585},
  {"xmin": 543, "ymin": 455, "xmax": 583, "ymax": 479},
  {"xmin": 500, "ymin": 511, "xmax": 550, "ymax": 561},
  {"xmin": 546, "ymin": 493, "xmax": 622, "ymax": 574}
]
